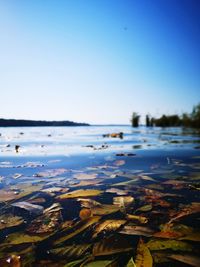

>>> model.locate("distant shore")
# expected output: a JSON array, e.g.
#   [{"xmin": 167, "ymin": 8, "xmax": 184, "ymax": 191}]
[{"xmin": 0, "ymin": 119, "xmax": 90, "ymax": 127}]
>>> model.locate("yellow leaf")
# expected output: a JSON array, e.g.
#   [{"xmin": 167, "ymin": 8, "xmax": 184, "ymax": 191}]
[
  {"xmin": 93, "ymin": 219, "xmax": 126, "ymax": 238},
  {"xmin": 135, "ymin": 238, "xmax": 153, "ymax": 267},
  {"xmin": 56, "ymin": 189, "xmax": 102, "ymax": 199},
  {"xmin": 126, "ymin": 214, "xmax": 148, "ymax": 224}
]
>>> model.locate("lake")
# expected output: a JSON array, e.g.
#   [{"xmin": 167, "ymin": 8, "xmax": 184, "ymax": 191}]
[{"xmin": 0, "ymin": 126, "xmax": 200, "ymax": 266}]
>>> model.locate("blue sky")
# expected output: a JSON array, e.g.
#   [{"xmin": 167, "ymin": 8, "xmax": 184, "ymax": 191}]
[{"xmin": 0, "ymin": 0, "xmax": 199, "ymax": 124}]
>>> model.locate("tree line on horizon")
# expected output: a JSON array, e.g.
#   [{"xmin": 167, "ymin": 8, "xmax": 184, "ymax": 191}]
[{"xmin": 131, "ymin": 103, "xmax": 200, "ymax": 128}]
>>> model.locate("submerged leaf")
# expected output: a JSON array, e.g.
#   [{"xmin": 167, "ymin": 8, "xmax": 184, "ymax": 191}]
[
  {"xmin": 169, "ymin": 253, "xmax": 200, "ymax": 267},
  {"xmin": 79, "ymin": 208, "xmax": 92, "ymax": 220},
  {"xmin": 50, "ymin": 244, "xmax": 91, "ymax": 259},
  {"xmin": 106, "ymin": 188, "xmax": 127, "ymax": 195},
  {"xmin": 136, "ymin": 204, "xmax": 152, "ymax": 212},
  {"xmin": 93, "ymin": 235, "xmax": 132, "ymax": 256},
  {"xmin": 93, "ymin": 220, "xmax": 126, "ymax": 238},
  {"xmin": 57, "ymin": 189, "xmax": 102, "ymax": 199},
  {"xmin": 53, "ymin": 216, "xmax": 101, "ymax": 246},
  {"xmin": 26, "ymin": 206, "xmax": 62, "ymax": 234},
  {"xmin": 77, "ymin": 198, "xmax": 101, "ymax": 208},
  {"xmin": 147, "ymin": 239, "xmax": 193, "ymax": 252},
  {"xmin": 11, "ymin": 201, "xmax": 44, "ymax": 215},
  {"xmin": 73, "ymin": 173, "xmax": 98, "ymax": 180},
  {"xmin": 113, "ymin": 196, "xmax": 134, "ymax": 208},
  {"xmin": 179, "ymin": 232, "xmax": 200, "ymax": 242},
  {"xmin": 2, "ymin": 232, "xmax": 48, "ymax": 245},
  {"xmin": 126, "ymin": 258, "xmax": 136, "ymax": 267},
  {"xmin": 168, "ymin": 202, "xmax": 200, "ymax": 224},
  {"xmin": 126, "ymin": 214, "xmax": 148, "ymax": 224},
  {"xmin": 0, "ymin": 190, "xmax": 19, "ymax": 202},
  {"xmin": 120, "ymin": 225, "xmax": 154, "ymax": 237},
  {"xmin": 83, "ymin": 259, "xmax": 118, "ymax": 267},
  {"xmin": 0, "ymin": 214, "xmax": 24, "ymax": 230},
  {"xmin": 64, "ymin": 258, "xmax": 87, "ymax": 267},
  {"xmin": 113, "ymin": 160, "xmax": 125, "ymax": 166},
  {"xmin": 91, "ymin": 204, "xmax": 120, "ymax": 216},
  {"xmin": 135, "ymin": 238, "xmax": 153, "ymax": 267}
]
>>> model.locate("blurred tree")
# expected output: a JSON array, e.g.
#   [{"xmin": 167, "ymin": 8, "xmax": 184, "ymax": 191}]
[{"xmin": 131, "ymin": 112, "xmax": 140, "ymax": 127}]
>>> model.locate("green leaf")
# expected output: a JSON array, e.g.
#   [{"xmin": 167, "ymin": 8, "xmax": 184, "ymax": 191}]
[{"xmin": 147, "ymin": 239, "xmax": 193, "ymax": 252}]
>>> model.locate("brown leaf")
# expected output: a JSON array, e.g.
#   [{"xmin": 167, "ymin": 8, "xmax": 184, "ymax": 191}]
[
  {"xmin": 93, "ymin": 220, "xmax": 126, "ymax": 238},
  {"xmin": 73, "ymin": 173, "xmax": 98, "ymax": 180},
  {"xmin": 79, "ymin": 208, "xmax": 92, "ymax": 220},
  {"xmin": 168, "ymin": 202, "xmax": 200, "ymax": 224},
  {"xmin": 93, "ymin": 235, "xmax": 132, "ymax": 256},
  {"xmin": 120, "ymin": 225, "xmax": 154, "ymax": 237},
  {"xmin": 169, "ymin": 254, "xmax": 200, "ymax": 267}
]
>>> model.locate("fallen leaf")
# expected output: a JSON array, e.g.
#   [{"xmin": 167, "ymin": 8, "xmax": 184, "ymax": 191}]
[
  {"xmin": 136, "ymin": 204, "xmax": 152, "ymax": 212},
  {"xmin": 168, "ymin": 202, "xmax": 200, "ymax": 224},
  {"xmin": 50, "ymin": 244, "xmax": 91, "ymax": 259},
  {"xmin": 91, "ymin": 204, "xmax": 120, "ymax": 216},
  {"xmin": 126, "ymin": 214, "xmax": 148, "ymax": 224},
  {"xmin": 0, "ymin": 190, "xmax": 19, "ymax": 202},
  {"xmin": 53, "ymin": 216, "xmax": 101, "ymax": 246},
  {"xmin": 113, "ymin": 196, "xmax": 134, "ymax": 208},
  {"xmin": 93, "ymin": 235, "xmax": 132, "ymax": 256},
  {"xmin": 106, "ymin": 188, "xmax": 127, "ymax": 195},
  {"xmin": 77, "ymin": 198, "xmax": 101, "ymax": 208},
  {"xmin": 120, "ymin": 225, "xmax": 154, "ymax": 237},
  {"xmin": 79, "ymin": 208, "xmax": 92, "ymax": 220},
  {"xmin": 73, "ymin": 173, "xmax": 98, "ymax": 180},
  {"xmin": 2, "ymin": 232, "xmax": 49, "ymax": 245},
  {"xmin": 83, "ymin": 259, "xmax": 118, "ymax": 267},
  {"xmin": 147, "ymin": 239, "xmax": 193, "ymax": 252},
  {"xmin": 57, "ymin": 189, "xmax": 102, "ymax": 199},
  {"xmin": 0, "ymin": 214, "xmax": 24, "ymax": 230},
  {"xmin": 135, "ymin": 238, "xmax": 153, "ymax": 267},
  {"xmin": 93, "ymin": 220, "xmax": 126, "ymax": 238},
  {"xmin": 169, "ymin": 253, "xmax": 200, "ymax": 267},
  {"xmin": 11, "ymin": 201, "xmax": 44, "ymax": 215},
  {"xmin": 126, "ymin": 258, "xmax": 136, "ymax": 267},
  {"xmin": 113, "ymin": 160, "xmax": 125, "ymax": 166}
]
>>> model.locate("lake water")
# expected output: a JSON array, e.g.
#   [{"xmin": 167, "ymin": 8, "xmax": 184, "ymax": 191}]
[{"xmin": 0, "ymin": 126, "xmax": 200, "ymax": 266}]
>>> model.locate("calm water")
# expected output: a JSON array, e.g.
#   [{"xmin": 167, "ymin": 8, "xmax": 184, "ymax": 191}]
[{"xmin": 0, "ymin": 126, "xmax": 200, "ymax": 266}]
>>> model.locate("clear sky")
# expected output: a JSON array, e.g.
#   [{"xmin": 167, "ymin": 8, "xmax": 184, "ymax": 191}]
[{"xmin": 0, "ymin": 0, "xmax": 200, "ymax": 124}]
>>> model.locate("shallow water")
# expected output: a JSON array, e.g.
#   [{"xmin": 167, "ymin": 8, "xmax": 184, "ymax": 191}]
[{"xmin": 0, "ymin": 126, "xmax": 200, "ymax": 266}]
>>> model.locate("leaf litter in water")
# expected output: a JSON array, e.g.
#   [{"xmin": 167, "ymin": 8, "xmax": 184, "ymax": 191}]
[
  {"xmin": 50, "ymin": 243, "xmax": 91, "ymax": 259},
  {"xmin": 26, "ymin": 203, "xmax": 63, "ymax": 234},
  {"xmin": 135, "ymin": 238, "xmax": 153, "ymax": 267},
  {"xmin": 0, "ymin": 214, "xmax": 24, "ymax": 230},
  {"xmin": 11, "ymin": 201, "xmax": 44, "ymax": 215},
  {"xmin": 1, "ymin": 129, "xmax": 200, "ymax": 266},
  {"xmin": 120, "ymin": 225, "xmax": 154, "ymax": 237},
  {"xmin": 147, "ymin": 239, "xmax": 193, "ymax": 252},
  {"xmin": 92, "ymin": 219, "xmax": 126, "ymax": 238},
  {"xmin": 53, "ymin": 216, "xmax": 101, "ymax": 246},
  {"xmin": 1, "ymin": 232, "xmax": 49, "ymax": 245},
  {"xmin": 93, "ymin": 235, "xmax": 132, "ymax": 256},
  {"xmin": 56, "ymin": 189, "xmax": 102, "ymax": 199},
  {"xmin": 168, "ymin": 253, "xmax": 200, "ymax": 267}
]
